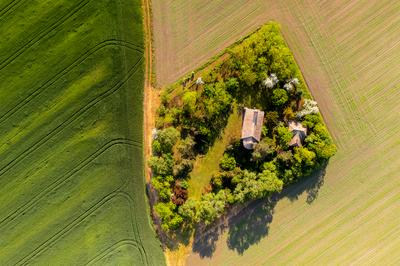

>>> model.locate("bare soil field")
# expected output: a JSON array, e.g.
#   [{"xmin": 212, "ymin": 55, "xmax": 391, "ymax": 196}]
[{"xmin": 152, "ymin": 0, "xmax": 400, "ymax": 265}]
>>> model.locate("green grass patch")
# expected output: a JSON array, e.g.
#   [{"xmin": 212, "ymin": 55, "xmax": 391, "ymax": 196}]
[{"xmin": 188, "ymin": 104, "xmax": 242, "ymax": 200}]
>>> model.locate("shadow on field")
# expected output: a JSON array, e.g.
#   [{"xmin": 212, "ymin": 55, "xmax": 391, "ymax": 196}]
[{"xmin": 192, "ymin": 161, "xmax": 328, "ymax": 257}]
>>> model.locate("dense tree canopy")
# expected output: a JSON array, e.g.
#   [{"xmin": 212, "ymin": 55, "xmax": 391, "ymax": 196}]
[{"xmin": 150, "ymin": 22, "xmax": 336, "ymax": 231}]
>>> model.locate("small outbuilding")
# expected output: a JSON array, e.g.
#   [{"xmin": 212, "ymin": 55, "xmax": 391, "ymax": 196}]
[
  {"xmin": 241, "ymin": 108, "xmax": 265, "ymax": 150},
  {"xmin": 288, "ymin": 120, "xmax": 307, "ymax": 147}
]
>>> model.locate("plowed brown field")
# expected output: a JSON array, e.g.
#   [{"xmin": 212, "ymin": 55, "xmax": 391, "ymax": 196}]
[{"xmin": 152, "ymin": 0, "xmax": 400, "ymax": 265}]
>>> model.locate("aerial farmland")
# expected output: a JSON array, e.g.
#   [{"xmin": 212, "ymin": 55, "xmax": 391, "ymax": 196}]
[
  {"xmin": 0, "ymin": 0, "xmax": 164, "ymax": 265},
  {"xmin": 1, "ymin": 0, "xmax": 399, "ymax": 265},
  {"xmin": 152, "ymin": 0, "xmax": 400, "ymax": 265}
]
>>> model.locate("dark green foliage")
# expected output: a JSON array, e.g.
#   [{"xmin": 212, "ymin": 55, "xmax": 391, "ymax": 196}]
[
  {"xmin": 220, "ymin": 154, "xmax": 237, "ymax": 171},
  {"xmin": 154, "ymin": 127, "xmax": 180, "ymax": 154},
  {"xmin": 211, "ymin": 170, "xmax": 237, "ymax": 191},
  {"xmin": 151, "ymin": 175, "xmax": 174, "ymax": 202},
  {"xmin": 178, "ymin": 199, "xmax": 199, "ymax": 223},
  {"xmin": 227, "ymin": 141, "xmax": 254, "ymax": 170},
  {"xmin": 154, "ymin": 202, "xmax": 183, "ymax": 231},
  {"xmin": 196, "ymin": 190, "xmax": 231, "ymax": 225},
  {"xmin": 177, "ymin": 136, "xmax": 196, "ymax": 159},
  {"xmin": 149, "ymin": 154, "xmax": 174, "ymax": 176},
  {"xmin": 173, "ymin": 159, "xmax": 194, "ymax": 179},
  {"xmin": 301, "ymin": 113, "xmax": 322, "ymax": 129},
  {"xmin": 264, "ymin": 111, "xmax": 280, "ymax": 131},
  {"xmin": 158, "ymin": 81, "xmax": 232, "ymax": 154},
  {"xmin": 231, "ymin": 170, "xmax": 283, "ymax": 203},
  {"xmin": 251, "ymin": 137, "xmax": 276, "ymax": 162},
  {"xmin": 226, "ymin": 77, "xmax": 240, "ymax": 94},
  {"xmin": 305, "ymin": 124, "xmax": 337, "ymax": 161},
  {"xmin": 274, "ymin": 125, "xmax": 293, "ymax": 150},
  {"xmin": 226, "ymin": 23, "xmax": 308, "ymax": 108},
  {"xmin": 271, "ymin": 89, "xmax": 289, "ymax": 106}
]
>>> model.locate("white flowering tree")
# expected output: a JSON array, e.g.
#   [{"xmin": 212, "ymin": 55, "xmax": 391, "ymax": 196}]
[
  {"xmin": 196, "ymin": 77, "xmax": 204, "ymax": 85},
  {"xmin": 270, "ymin": 73, "xmax": 279, "ymax": 84},
  {"xmin": 283, "ymin": 83, "xmax": 293, "ymax": 92},
  {"xmin": 283, "ymin": 77, "xmax": 300, "ymax": 92},
  {"xmin": 263, "ymin": 77, "xmax": 274, "ymax": 88},
  {"xmin": 290, "ymin": 77, "xmax": 299, "ymax": 86},
  {"xmin": 296, "ymin": 99, "xmax": 319, "ymax": 118},
  {"xmin": 263, "ymin": 73, "xmax": 279, "ymax": 89}
]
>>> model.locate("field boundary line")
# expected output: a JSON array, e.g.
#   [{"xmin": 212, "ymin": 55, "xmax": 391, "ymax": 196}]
[
  {"xmin": 0, "ymin": 56, "xmax": 143, "ymax": 178},
  {"xmin": 0, "ymin": 40, "xmax": 142, "ymax": 125}
]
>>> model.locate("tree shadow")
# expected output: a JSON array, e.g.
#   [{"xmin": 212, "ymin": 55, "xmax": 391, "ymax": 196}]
[
  {"xmin": 192, "ymin": 220, "xmax": 227, "ymax": 258},
  {"xmin": 191, "ymin": 160, "xmax": 329, "ymax": 257},
  {"xmin": 227, "ymin": 197, "xmax": 277, "ymax": 254},
  {"xmin": 285, "ymin": 161, "xmax": 328, "ymax": 204}
]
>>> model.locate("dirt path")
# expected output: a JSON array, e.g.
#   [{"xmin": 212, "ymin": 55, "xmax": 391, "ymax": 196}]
[
  {"xmin": 142, "ymin": 0, "xmax": 159, "ymax": 183},
  {"xmin": 142, "ymin": 1, "xmax": 174, "ymax": 265}
]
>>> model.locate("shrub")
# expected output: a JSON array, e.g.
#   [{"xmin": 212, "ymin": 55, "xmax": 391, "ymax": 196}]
[
  {"xmin": 293, "ymin": 147, "xmax": 316, "ymax": 176},
  {"xmin": 264, "ymin": 111, "xmax": 280, "ymax": 130},
  {"xmin": 155, "ymin": 127, "xmax": 180, "ymax": 154},
  {"xmin": 305, "ymin": 131, "xmax": 336, "ymax": 161},
  {"xmin": 225, "ymin": 77, "xmax": 239, "ymax": 94},
  {"xmin": 151, "ymin": 175, "xmax": 174, "ymax": 201},
  {"xmin": 283, "ymin": 106, "xmax": 295, "ymax": 121},
  {"xmin": 152, "ymin": 140, "xmax": 162, "ymax": 155},
  {"xmin": 258, "ymin": 169, "xmax": 283, "ymax": 193},
  {"xmin": 301, "ymin": 113, "xmax": 321, "ymax": 129},
  {"xmin": 149, "ymin": 154, "xmax": 174, "ymax": 176},
  {"xmin": 262, "ymin": 161, "xmax": 278, "ymax": 172},
  {"xmin": 251, "ymin": 137, "xmax": 276, "ymax": 162},
  {"xmin": 197, "ymin": 190, "xmax": 230, "ymax": 225},
  {"xmin": 177, "ymin": 136, "xmax": 196, "ymax": 159},
  {"xmin": 274, "ymin": 124, "xmax": 292, "ymax": 150},
  {"xmin": 182, "ymin": 91, "xmax": 198, "ymax": 113},
  {"xmin": 178, "ymin": 199, "xmax": 199, "ymax": 223},
  {"xmin": 276, "ymin": 151, "xmax": 294, "ymax": 167},
  {"xmin": 231, "ymin": 170, "xmax": 282, "ymax": 203},
  {"xmin": 219, "ymin": 154, "xmax": 236, "ymax": 171},
  {"xmin": 173, "ymin": 159, "xmax": 193, "ymax": 179},
  {"xmin": 211, "ymin": 170, "xmax": 237, "ymax": 191},
  {"xmin": 272, "ymin": 89, "xmax": 289, "ymax": 106},
  {"xmin": 154, "ymin": 201, "xmax": 183, "ymax": 231}
]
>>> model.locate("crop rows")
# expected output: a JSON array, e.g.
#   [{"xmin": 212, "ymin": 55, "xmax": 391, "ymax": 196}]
[
  {"xmin": 0, "ymin": 0, "xmax": 164, "ymax": 265},
  {"xmin": 152, "ymin": 0, "xmax": 400, "ymax": 265}
]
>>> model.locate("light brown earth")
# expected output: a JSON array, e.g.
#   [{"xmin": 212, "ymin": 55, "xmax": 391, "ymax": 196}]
[
  {"xmin": 143, "ymin": 0, "xmax": 160, "ymax": 183},
  {"xmin": 152, "ymin": 0, "xmax": 400, "ymax": 265}
]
